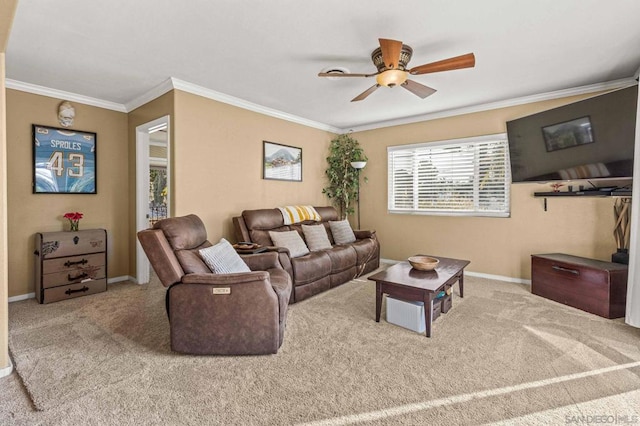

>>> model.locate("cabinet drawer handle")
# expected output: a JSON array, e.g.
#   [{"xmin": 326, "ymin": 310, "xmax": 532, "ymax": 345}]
[
  {"xmin": 552, "ymin": 265, "xmax": 579, "ymax": 275},
  {"xmin": 68, "ymin": 272, "xmax": 89, "ymax": 281},
  {"xmin": 64, "ymin": 259, "xmax": 88, "ymax": 267},
  {"xmin": 65, "ymin": 286, "xmax": 89, "ymax": 295}
]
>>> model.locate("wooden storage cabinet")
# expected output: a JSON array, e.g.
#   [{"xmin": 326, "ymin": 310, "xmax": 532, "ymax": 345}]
[
  {"xmin": 35, "ymin": 229, "xmax": 107, "ymax": 304},
  {"xmin": 531, "ymin": 253, "xmax": 628, "ymax": 319}
]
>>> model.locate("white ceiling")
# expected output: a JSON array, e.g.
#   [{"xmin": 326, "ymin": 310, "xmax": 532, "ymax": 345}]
[{"xmin": 6, "ymin": 0, "xmax": 640, "ymax": 132}]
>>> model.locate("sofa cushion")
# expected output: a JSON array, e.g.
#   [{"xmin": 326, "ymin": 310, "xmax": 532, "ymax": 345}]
[
  {"xmin": 324, "ymin": 244, "xmax": 357, "ymax": 274},
  {"xmin": 329, "ymin": 219, "xmax": 356, "ymax": 244},
  {"xmin": 269, "ymin": 230, "xmax": 310, "ymax": 258},
  {"xmin": 302, "ymin": 224, "xmax": 332, "ymax": 251},
  {"xmin": 199, "ymin": 238, "xmax": 251, "ymax": 274},
  {"xmin": 154, "ymin": 214, "xmax": 208, "ymax": 250},
  {"xmin": 290, "ymin": 252, "xmax": 332, "ymax": 285}
]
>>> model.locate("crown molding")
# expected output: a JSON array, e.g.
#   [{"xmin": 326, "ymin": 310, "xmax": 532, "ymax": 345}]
[
  {"xmin": 5, "ymin": 79, "xmax": 127, "ymax": 112},
  {"xmin": 345, "ymin": 77, "xmax": 638, "ymax": 133},
  {"xmin": 7, "ymin": 76, "xmax": 636, "ymax": 134},
  {"xmin": 124, "ymin": 78, "xmax": 174, "ymax": 112},
  {"xmin": 169, "ymin": 78, "xmax": 342, "ymax": 133}
]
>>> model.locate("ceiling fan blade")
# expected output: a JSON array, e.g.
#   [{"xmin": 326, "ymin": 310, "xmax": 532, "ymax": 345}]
[
  {"xmin": 351, "ymin": 84, "xmax": 380, "ymax": 102},
  {"xmin": 409, "ymin": 53, "xmax": 476, "ymax": 75},
  {"xmin": 379, "ymin": 38, "xmax": 403, "ymax": 69},
  {"xmin": 318, "ymin": 72, "xmax": 375, "ymax": 78},
  {"xmin": 402, "ymin": 79, "xmax": 437, "ymax": 99}
]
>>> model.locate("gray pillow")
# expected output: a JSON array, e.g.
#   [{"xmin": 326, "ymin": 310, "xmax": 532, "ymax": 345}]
[
  {"xmin": 199, "ymin": 238, "xmax": 251, "ymax": 274},
  {"xmin": 329, "ymin": 220, "xmax": 356, "ymax": 244},
  {"xmin": 269, "ymin": 230, "xmax": 310, "ymax": 258},
  {"xmin": 302, "ymin": 224, "xmax": 332, "ymax": 251}
]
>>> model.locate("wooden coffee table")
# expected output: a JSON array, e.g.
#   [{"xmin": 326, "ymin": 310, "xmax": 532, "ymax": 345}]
[{"xmin": 368, "ymin": 256, "xmax": 470, "ymax": 337}]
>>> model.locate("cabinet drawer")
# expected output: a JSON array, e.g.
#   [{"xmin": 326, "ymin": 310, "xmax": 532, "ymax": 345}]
[
  {"xmin": 40, "ymin": 279, "xmax": 107, "ymax": 304},
  {"xmin": 42, "ymin": 253, "xmax": 105, "ymax": 274},
  {"xmin": 39, "ymin": 229, "xmax": 106, "ymax": 259},
  {"xmin": 42, "ymin": 265, "xmax": 106, "ymax": 289}
]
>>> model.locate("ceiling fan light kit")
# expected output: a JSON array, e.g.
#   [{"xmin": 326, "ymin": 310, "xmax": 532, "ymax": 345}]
[
  {"xmin": 318, "ymin": 38, "xmax": 475, "ymax": 102},
  {"xmin": 376, "ymin": 70, "xmax": 408, "ymax": 87}
]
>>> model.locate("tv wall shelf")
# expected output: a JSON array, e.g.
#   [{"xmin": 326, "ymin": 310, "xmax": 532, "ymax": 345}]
[
  {"xmin": 534, "ymin": 190, "xmax": 632, "ymax": 197},
  {"xmin": 534, "ymin": 190, "xmax": 631, "ymax": 211}
]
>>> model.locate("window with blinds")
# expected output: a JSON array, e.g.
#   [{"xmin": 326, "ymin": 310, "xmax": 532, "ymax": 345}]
[{"xmin": 388, "ymin": 134, "xmax": 511, "ymax": 217}]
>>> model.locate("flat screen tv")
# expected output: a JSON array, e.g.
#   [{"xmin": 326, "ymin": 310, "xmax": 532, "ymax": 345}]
[{"xmin": 507, "ymin": 85, "xmax": 638, "ymax": 183}]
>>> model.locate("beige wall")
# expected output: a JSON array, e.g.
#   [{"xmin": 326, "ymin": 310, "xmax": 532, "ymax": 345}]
[
  {"xmin": 355, "ymin": 94, "xmax": 619, "ymax": 280},
  {"xmin": 6, "ymin": 90, "xmax": 129, "ymax": 297},
  {"xmin": 127, "ymin": 91, "xmax": 174, "ymax": 277},
  {"xmin": 173, "ymin": 90, "xmax": 333, "ymax": 242}
]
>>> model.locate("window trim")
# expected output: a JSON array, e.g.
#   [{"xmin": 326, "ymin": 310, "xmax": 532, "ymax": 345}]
[{"xmin": 387, "ymin": 133, "xmax": 511, "ymax": 218}]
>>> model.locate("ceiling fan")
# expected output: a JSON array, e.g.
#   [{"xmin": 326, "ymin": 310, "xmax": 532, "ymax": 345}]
[{"xmin": 318, "ymin": 38, "xmax": 475, "ymax": 102}]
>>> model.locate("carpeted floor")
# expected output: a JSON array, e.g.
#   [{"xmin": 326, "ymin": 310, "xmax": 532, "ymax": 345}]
[{"xmin": 2, "ymin": 268, "xmax": 640, "ymax": 425}]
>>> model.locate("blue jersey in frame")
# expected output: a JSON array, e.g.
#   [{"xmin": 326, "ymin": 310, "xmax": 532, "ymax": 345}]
[{"xmin": 33, "ymin": 125, "xmax": 96, "ymax": 193}]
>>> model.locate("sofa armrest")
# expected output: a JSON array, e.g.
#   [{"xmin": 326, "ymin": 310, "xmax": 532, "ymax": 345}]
[
  {"xmin": 241, "ymin": 251, "xmax": 283, "ymax": 271},
  {"xmin": 354, "ymin": 229, "xmax": 376, "ymax": 239}
]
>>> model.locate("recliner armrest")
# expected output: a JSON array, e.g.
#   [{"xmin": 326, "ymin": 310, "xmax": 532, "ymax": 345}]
[
  {"xmin": 354, "ymin": 229, "xmax": 376, "ymax": 239},
  {"xmin": 182, "ymin": 271, "xmax": 269, "ymax": 285}
]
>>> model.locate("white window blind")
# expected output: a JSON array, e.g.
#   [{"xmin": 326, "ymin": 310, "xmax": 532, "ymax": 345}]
[{"xmin": 388, "ymin": 134, "xmax": 510, "ymax": 217}]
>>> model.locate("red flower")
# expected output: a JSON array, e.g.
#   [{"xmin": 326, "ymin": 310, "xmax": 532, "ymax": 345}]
[
  {"xmin": 63, "ymin": 212, "xmax": 83, "ymax": 231},
  {"xmin": 64, "ymin": 212, "xmax": 83, "ymax": 221}
]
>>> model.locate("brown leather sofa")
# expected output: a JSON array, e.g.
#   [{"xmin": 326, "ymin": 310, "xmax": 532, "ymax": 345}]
[
  {"xmin": 138, "ymin": 214, "xmax": 292, "ymax": 355},
  {"xmin": 233, "ymin": 206, "xmax": 380, "ymax": 303}
]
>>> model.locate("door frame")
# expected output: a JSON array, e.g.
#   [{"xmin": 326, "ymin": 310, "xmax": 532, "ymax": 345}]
[{"xmin": 136, "ymin": 115, "xmax": 170, "ymax": 284}]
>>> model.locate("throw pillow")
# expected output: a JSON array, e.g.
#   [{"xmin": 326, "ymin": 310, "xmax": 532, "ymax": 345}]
[
  {"xmin": 329, "ymin": 219, "xmax": 356, "ymax": 244},
  {"xmin": 302, "ymin": 224, "xmax": 332, "ymax": 251},
  {"xmin": 199, "ymin": 238, "xmax": 251, "ymax": 274},
  {"xmin": 269, "ymin": 230, "xmax": 310, "ymax": 258}
]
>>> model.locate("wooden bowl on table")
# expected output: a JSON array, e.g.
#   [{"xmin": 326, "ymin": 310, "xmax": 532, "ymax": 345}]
[{"xmin": 408, "ymin": 256, "xmax": 439, "ymax": 271}]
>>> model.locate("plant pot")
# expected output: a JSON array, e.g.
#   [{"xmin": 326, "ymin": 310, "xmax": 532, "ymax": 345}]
[
  {"xmin": 611, "ymin": 248, "xmax": 629, "ymax": 265},
  {"xmin": 350, "ymin": 161, "xmax": 367, "ymax": 169}
]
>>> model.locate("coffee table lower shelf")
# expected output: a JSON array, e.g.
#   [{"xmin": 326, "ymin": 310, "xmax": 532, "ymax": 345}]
[{"xmin": 368, "ymin": 256, "xmax": 470, "ymax": 337}]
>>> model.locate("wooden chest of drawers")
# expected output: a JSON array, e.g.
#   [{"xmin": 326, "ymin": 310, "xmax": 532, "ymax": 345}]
[
  {"xmin": 34, "ymin": 229, "xmax": 107, "ymax": 304},
  {"xmin": 531, "ymin": 253, "xmax": 628, "ymax": 319}
]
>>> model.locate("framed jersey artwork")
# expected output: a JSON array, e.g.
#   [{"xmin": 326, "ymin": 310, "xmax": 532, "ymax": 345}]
[{"xmin": 32, "ymin": 124, "xmax": 97, "ymax": 194}]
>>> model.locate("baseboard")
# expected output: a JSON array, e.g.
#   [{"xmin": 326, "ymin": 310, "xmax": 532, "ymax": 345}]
[
  {"xmin": 107, "ymin": 275, "xmax": 135, "ymax": 284},
  {"xmin": 8, "ymin": 276, "xmax": 136, "ymax": 303},
  {"xmin": 8, "ymin": 293, "xmax": 35, "ymax": 303},
  {"xmin": 465, "ymin": 271, "xmax": 531, "ymax": 285},
  {"xmin": 0, "ymin": 358, "xmax": 13, "ymax": 378},
  {"xmin": 380, "ymin": 258, "xmax": 531, "ymax": 284}
]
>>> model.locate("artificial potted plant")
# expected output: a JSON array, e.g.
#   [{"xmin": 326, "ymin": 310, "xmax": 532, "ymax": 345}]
[{"xmin": 323, "ymin": 134, "xmax": 367, "ymax": 219}]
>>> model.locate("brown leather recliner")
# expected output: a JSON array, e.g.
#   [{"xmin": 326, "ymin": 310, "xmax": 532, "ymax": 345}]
[{"xmin": 137, "ymin": 214, "xmax": 292, "ymax": 355}]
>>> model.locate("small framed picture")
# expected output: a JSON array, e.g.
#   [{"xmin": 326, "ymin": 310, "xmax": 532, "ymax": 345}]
[
  {"xmin": 32, "ymin": 124, "xmax": 97, "ymax": 194},
  {"xmin": 263, "ymin": 141, "xmax": 302, "ymax": 182},
  {"xmin": 542, "ymin": 116, "xmax": 594, "ymax": 152}
]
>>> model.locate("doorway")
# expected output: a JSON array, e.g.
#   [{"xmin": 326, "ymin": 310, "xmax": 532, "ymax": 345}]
[{"xmin": 136, "ymin": 115, "xmax": 170, "ymax": 284}]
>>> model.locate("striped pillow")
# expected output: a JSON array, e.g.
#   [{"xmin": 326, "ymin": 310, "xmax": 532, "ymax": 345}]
[
  {"xmin": 199, "ymin": 238, "xmax": 251, "ymax": 274},
  {"xmin": 302, "ymin": 224, "xmax": 332, "ymax": 251},
  {"xmin": 329, "ymin": 220, "xmax": 356, "ymax": 244},
  {"xmin": 278, "ymin": 205, "xmax": 321, "ymax": 225},
  {"xmin": 269, "ymin": 230, "xmax": 310, "ymax": 258}
]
